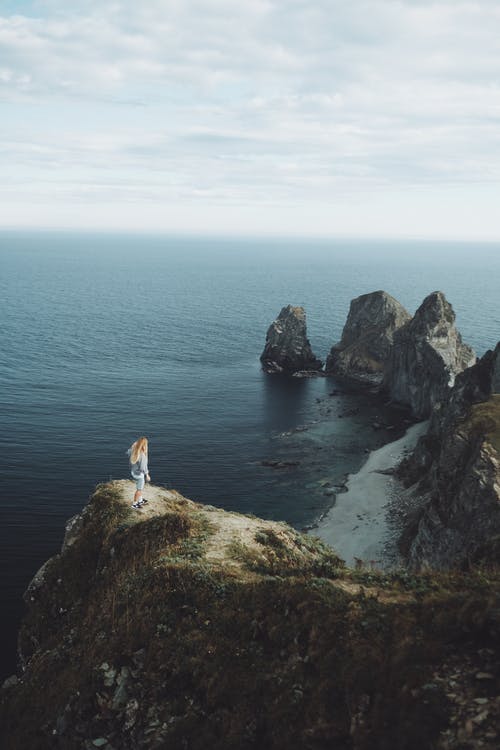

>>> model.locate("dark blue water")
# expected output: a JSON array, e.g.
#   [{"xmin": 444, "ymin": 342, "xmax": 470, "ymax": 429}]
[{"xmin": 1, "ymin": 231, "xmax": 499, "ymax": 678}]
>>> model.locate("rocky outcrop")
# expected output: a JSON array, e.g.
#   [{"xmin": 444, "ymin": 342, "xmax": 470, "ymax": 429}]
[
  {"xmin": 398, "ymin": 344, "xmax": 500, "ymax": 570},
  {"xmin": 325, "ymin": 291, "xmax": 410, "ymax": 386},
  {"xmin": 260, "ymin": 305, "xmax": 322, "ymax": 374},
  {"xmin": 385, "ymin": 291, "xmax": 476, "ymax": 418},
  {"xmin": 2, "ymin": 481, "xmax": 500, "ymax": 749}
]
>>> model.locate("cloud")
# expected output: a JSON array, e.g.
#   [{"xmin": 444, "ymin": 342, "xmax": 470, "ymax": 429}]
[{"xmin": 1, "ymin": 1, "xmax": 500, "ymax": 236}]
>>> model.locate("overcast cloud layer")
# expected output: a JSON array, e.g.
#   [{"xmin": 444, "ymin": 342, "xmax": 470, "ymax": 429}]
[{"xmin": 1, "ymin": 0, "xmax": 500, "ymax": 238}]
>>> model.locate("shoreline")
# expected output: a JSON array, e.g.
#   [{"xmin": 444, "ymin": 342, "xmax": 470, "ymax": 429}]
[
  {"xmin": 263, "ymin": 380, "xmax": 417, "ymax": 534},
  {"xmin": 312, "ymin": 420, "xmax": 429, "ymax": 568}
]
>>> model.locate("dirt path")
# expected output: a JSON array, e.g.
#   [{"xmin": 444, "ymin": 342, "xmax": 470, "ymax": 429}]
[{"xmin": 114, "ymin": 479, "xmax": 290, "ymax": 575}]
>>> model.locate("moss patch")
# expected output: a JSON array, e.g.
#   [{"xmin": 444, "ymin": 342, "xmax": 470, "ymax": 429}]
[
  {"xmin": 462, "ymin": 394, "xmax": 500, "ymax": 453},
  {"xmin": 228, "ymin": 528, "xmax": 343, "ymax": 578}
]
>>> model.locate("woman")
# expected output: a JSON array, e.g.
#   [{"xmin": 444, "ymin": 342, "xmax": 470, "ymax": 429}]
[{"xmin": 127, "ymin": 436, "xmax": 151, "ymax": 509}]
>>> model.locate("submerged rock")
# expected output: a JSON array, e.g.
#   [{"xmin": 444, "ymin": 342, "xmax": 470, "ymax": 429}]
[
  {"xmin": 261, "ymin": 459, "xmax": 300, "ymax": 469},
  {"xmin": 398, "ymin": 343, "xmax": 500, "ymax": 570},
  {"xmin": 385, "ymin": 291, "xmax": 476, "ymax": 418},
  {"xmin": 326, "ymin": 291, "xmax": 410, "ymax": 387},
  {"xmin": 260, "ymin": 305, "xmax": 322, "ymax": 374}
]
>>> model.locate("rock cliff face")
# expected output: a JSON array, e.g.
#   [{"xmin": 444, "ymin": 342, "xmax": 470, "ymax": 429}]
[
  {"xmin": 325, "ymin": 291, "xmax": 410, "ymax": 386},
  {"xmin": 3, "ymin": 481, "xmax": 500, "ymax": 749},
  {"xmin": 385, "ymin": 292, "xmax": 476, "ymax": 419},
  {"xmin": 260, "ymin": 305, "xmax": 323, "ymax": 374},
  {"xmin": 398, "ymin": 344, "xmax": 500, "ymax": 570}
]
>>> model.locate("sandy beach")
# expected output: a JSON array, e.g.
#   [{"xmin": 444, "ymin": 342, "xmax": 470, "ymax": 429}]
[{"xmin": 314, "ymin": 420, "xmax": 429, "ymax": 568}]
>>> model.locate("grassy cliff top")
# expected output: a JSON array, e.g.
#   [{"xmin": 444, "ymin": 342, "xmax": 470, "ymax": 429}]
[
  {"xmin": 464, "ymin": 394, "xmax": 500, "ymax": 454},
  {"xmin": 2, "ymin": 481, "xmax": 500, "ymax": 750}
]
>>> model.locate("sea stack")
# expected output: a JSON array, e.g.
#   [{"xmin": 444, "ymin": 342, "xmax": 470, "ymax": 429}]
[
  {"xmin": 260, "ymin": 305, "xmax": 323, "ymax": 375},
  {"xmin": 325, "ymin": 291, "xmax": 411, "ymax": 387},
  {"xmin": 385, "ymin": 291, "xmax": 476, "ymax": 418},
  {"xmin": 398, "ymin": 343, "xmax": 500, "ymax": 570}
]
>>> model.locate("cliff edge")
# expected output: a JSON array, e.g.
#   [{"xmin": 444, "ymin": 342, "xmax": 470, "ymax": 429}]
[
  {"xmin": 2, "ymin": 481, "xmax": 500, "ymax": 749},
  {"xmin": 398, "ymin": 343, "xmax": 500, "ymax": 570}
]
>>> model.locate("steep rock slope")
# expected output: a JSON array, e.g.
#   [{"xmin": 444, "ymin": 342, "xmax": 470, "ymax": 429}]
[
  {"xmin": 2, "ymin": 482, "xmax": 500, "ymax": 749},
  {"xmin": 260, "ymin": 305, "xmax": 322, "ymax": 374},
  {"xmin": 385, "ymin": 292, "xmax": 476, "ymax": 418},
  {"xmin": 398, "ymin": 344, "xmax": 500, "ymax": 570},
  {"xmin": 325, "ymin": 291, "xmax": 410, "ymax": 387}
]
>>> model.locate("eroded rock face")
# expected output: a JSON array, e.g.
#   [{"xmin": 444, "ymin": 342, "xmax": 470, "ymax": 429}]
[
  {"xmin": 398, "ymin": 344, "xmax": 500, "ymax": 570},
  {"xmin": 260, "ymin": 305, "xmax": 323, "ymax": 374},
  {"xmin": 385, "ymin": 291, "xmax": 476, "ymax": 418},
  {"xmin": 325, "ymin": 291, "xmax": 411, "ymax": 386}
]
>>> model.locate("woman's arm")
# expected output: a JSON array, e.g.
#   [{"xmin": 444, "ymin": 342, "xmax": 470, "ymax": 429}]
[{"xmin": 139, "ymin": 453, "xmax": 150, "ymax": 482}]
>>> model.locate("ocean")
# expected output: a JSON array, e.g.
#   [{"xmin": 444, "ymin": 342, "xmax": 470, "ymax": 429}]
[{"xmin": 0, "ymin": 231, "xmax": 499, "ymax": 678}]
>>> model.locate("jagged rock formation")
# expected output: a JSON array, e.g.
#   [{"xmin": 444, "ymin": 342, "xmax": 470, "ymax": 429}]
[
  {"xmin": 325, "ymin": 291, "xmax": 411, "ymax": 386},
  {"xmin": 260, "ymin": 305, "xmax": 323, "ymax": 374},
  {"xmin": 398, "ymin": 344, "xmax": 500, "ymax": 570},
  {"xmin": 2, "ymin": 481, "xmax": 500, "ymax": 749},
  {"xmin": 385, "ymin": 291, "xmax": 476, "ymax": 418}
]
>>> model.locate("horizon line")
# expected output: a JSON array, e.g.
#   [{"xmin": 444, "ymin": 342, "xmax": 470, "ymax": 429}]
[{"xmin": 1, "ymin": 225, "xmax": 500, "ymax": 245}]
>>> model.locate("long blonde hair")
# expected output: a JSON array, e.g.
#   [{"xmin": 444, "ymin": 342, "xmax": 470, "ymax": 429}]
[{"xmin": 130, "ymin": 436, "xmax": 148, "ymax": 464}]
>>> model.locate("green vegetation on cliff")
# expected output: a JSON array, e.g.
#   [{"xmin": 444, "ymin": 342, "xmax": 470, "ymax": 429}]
[
  {"xmin": 1, "ymin": 482, "xmax": 500, "ymax": 750},
  {"xmin": 463, "ymin": 395, "xmax": 500, "ymax": 454}
]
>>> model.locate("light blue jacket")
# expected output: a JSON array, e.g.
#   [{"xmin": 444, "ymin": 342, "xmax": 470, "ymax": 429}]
[{"xmin": 127, "ymin": 448, "xmax": 149, "ymax": 476}]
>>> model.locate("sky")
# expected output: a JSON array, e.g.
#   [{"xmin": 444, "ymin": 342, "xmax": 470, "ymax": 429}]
[{"xmin": 1, "ymin": 0, "xmax": 500, "ymax": 239}]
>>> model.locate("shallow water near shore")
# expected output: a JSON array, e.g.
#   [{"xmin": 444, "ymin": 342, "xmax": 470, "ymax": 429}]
[
  {"xmin": 315, "ymin": 421, "xmax": 429, "ymax": 567},
  {"xmin": 1, "ymin": 231, "xmax": 499, "ymax": 678}
]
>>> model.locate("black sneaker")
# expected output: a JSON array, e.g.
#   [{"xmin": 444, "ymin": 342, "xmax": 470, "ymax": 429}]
[{"xmin": 131, "ymin": 501, "xmax": 142, "ymax": 510}]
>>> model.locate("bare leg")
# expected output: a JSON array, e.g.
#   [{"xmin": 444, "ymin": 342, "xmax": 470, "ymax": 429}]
[{"xmin": 134, "ymin": 489, "xmax": 142, "ymax": 504}]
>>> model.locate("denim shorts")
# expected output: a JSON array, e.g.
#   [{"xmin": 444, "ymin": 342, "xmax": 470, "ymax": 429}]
[{"xmin": 131, "ymin": 472, "xmax": 145, "ymax": 490}]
